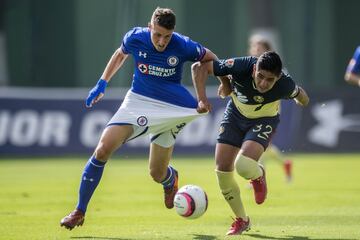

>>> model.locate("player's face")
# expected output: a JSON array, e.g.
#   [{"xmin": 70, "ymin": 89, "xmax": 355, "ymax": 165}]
[
  {"xmin": 149, "ymin": 22, "xmax": 174, "ymax": 52},
  {"xmin": 252, "ymin": 65, "xmax": 280, "ymax": 93}
]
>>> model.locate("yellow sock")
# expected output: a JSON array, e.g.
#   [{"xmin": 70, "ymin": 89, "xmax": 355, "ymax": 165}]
[
  {"xmin": 215, "ymin": 170, "xmax": 247, "ymax": 219},
  {"xmin": 265, "ymin": 145, "xmax": 284, "ymax": 164},
  {"xmin": 235, "ymin": 154, "xmax": 262, "ymax": 180}
]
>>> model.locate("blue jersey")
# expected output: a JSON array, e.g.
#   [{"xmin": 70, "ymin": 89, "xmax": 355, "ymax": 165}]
[
  {"xmin": 121, "ymin": 27, "xmax": 206, "ymax": 108},
  {"xmin": 347, "ymin": 46, "xmax": 360, "ymax": 74}
]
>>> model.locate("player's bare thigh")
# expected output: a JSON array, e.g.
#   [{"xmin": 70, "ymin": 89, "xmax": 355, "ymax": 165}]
[
  {"xmin": 94, "ymin": 125, "xmax": 134, "ymax": 161},
  {"xmin": 149, "ymin": 143, "xmax": 174, "ymax": 182},
  {"xmin": 239, "ymin": 140, "xmax": 265, "ymax": 161},
  {"xmin": 215, "ymin": 143, "xmax": 240, "ymax": 172}
]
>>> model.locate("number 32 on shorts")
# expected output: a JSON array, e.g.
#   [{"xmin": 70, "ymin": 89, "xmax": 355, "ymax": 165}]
[{"xmin": 252, "ymin": 124, "xmax": 273, "ymax": 140}]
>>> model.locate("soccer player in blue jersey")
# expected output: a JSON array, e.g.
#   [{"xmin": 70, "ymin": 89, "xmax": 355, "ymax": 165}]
[
  {"xmin": 60, "ymin": 7, "xmax": 220, "ymax": 230},
  {"xmin": 192, "ymin": 51, "xmax": 309, "ymax": 235},
  {"xmin": 344, "ymin": 46, "xmax": 360, "ymax": 87}
]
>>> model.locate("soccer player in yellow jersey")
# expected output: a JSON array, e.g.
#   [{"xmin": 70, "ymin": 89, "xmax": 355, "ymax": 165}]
[{"xmin": 191, "ymin": 51, "xmax": 309, "ymax": 235}]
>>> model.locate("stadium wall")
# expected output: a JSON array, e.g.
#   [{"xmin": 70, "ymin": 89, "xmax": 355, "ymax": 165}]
[{"xmin": 3, "ymin": 0, "xmax": 360, "ymax": 89}]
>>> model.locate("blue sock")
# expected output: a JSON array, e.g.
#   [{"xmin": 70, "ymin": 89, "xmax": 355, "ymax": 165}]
[
  {"xmin": 161, "ymin": 166, "xmax": 177, "ymax": 189},
  {"xmin": 76, "ymin": 156, "xmax": 106, "ymax": 213}
]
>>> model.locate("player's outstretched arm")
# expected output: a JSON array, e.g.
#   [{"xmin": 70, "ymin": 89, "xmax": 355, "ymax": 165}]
[
  {"xmin": 200, "ymin": 48, "xmax": 218, "ymax": 62},
  {"xmin": 191, "ymin": 61, "xmax": 213, "ymax": 113},
  {"xmin": 85, "ymin": 48, "xmax": 128, "ymax": 108},
  {"xmin": 100, "ymin": 48, "xmax": 128, "ymax": 81},
  {"xmin": 191, "ymin": 48, "xmax": 219, "ymax": 113},
  {"xmin": 294, "ymin": 86, "xmax": 309, "ymax": 107},
  {"xmin": 199, "ymin": 48, "xmax": 231, "ymax": 98}
]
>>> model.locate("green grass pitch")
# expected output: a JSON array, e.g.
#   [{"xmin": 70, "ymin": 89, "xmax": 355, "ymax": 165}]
[{"xmin": 0, "ymin": 154, "xmax": 360, "ymax": 240}]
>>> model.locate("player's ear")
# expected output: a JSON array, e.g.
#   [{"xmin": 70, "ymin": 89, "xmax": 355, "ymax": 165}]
[
  {"xmin": 148, "ymin": 22, "xmax": 152, "ymax": 29},
  {"xmin": 252, "ymin": 64, "xmax": 256, "ymax": 77}
]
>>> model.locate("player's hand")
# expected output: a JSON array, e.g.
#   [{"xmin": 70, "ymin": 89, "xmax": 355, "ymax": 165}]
[
  {"xmin": 196, "ymin": 99, "xmax": 211, "ymax": 113},
  {"xmin": 217, "ymin": 83, "xmax": 232, "ymax": 99},
  {"xmin": 85, "ymin": 79, "xmax": 108, "ymax": 108}
]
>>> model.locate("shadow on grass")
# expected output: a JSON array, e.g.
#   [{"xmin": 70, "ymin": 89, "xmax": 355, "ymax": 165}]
[
  {"xmin": 73, "ymin": 235, "xmax": 219, "ymax": 240},
  {"xmin": 191, "ymin": 234, "xmax": 219, "ymax": 240},
  {"xmin": 245, "ymin": 233, "xmax": 357, "ymax": 240},
  {"xmin": 71, "ymin": 237, "xmax": 132, "ymax": 240}
]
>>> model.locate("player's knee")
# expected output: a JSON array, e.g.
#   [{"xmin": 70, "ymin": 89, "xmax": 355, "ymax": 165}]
[
  {"xmin": 93, "ymin": 144, "xmax": 111, "ymax": 162},
  {"xmin": 234, "ymin": 154, "xmax": 254, "ymax": 179}
]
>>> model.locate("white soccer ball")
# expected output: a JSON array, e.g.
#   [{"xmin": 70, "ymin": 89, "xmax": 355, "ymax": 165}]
[{"xmin": 173, "ymin": 184, "xmax": 208, "ymax": 219}]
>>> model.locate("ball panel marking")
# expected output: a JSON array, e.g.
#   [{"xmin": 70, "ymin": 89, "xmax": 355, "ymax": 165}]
[
  {"xmin": 173, "ymin": 184, "xmax": 208, "ymax": 219},
  {"xmin": 179, "ymin": 192, "xmax": 195, "ymax": 217}
]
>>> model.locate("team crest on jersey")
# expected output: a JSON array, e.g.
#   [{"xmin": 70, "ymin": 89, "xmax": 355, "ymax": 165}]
[
  {"xmin": 138, "ymin": 63, "xmax": 148, "ymax": 74},
  {"xmin": 253, "ymin": 95, "xmax": 264, "ymax": 103},
  {"xmin": 137, "ymin": 116, "xmax": 148, "ymax": 126},
  {"xmin": 167, "ymin": 56, "xmax": 179, "ymax": 66}
]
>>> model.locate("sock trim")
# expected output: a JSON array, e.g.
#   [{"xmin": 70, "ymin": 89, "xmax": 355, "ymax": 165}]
[
  {"xmin": 161, "ymin": 167, "xmax": 173, "ymax": 185},
  {"xmin": 89, "ymin": 157, "xmax": 106, "ymax": 168},
  {"xmin": 89, "ymin": 161, "xmax": 104, "ymax": 168}
]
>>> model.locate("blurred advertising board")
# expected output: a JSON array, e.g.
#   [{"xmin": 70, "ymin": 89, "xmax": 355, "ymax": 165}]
[{"xmin": 1, "ymin": 87, "xmax": 358, "ymax": 156}]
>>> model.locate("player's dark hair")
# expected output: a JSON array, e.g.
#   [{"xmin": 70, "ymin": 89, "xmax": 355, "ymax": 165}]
[
  {"xmin": 257, "ymin": 51, "xmax": 282, "ymax": 76},
  {"xmin": 151, "ymin": 7, "xmax": 176, "ymax": 30}
]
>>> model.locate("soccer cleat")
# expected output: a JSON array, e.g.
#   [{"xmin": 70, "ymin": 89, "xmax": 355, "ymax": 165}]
[
  {"xmin": 284, "ymin": 159, "xmax": 293, "ymax": 182},
  {"xmin": 226, "ymin": 217, "xmax": 251, "ymax": 235},
  {"xmin": 60, "ymin": 209, "xmax": 85, "ymax": 230},
  {"xmin": 250, "ymin": 165, "xmax": 267, "ymax": 204},
  {"xmin": 164, "ymin": 170, "xmax": 178, "ymax": 209}
]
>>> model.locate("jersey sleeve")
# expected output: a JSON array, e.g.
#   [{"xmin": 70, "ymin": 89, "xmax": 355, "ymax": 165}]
[
  {"xmin": 280, "ymin": 74, "xmax": 300, "ymax": 99},
  {"xmin": 120, "ymin": 27, "xmax": 138, "ymax": 55},
  {"xmin": 213, "ymin": 56, "xmax": 255, "ymax": 77},
  {"xmin": 184, "ymin": 38, "xmax": 206, "ymax": 62},
  {"xmin": 347, "ymin": 46, "xmax": 360, "ymax": 74}
]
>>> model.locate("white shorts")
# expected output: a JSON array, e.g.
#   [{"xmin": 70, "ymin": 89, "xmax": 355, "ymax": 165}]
[{"xmin": 107, "ymin": 90, "xmax": 206, "ymax": 147}]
